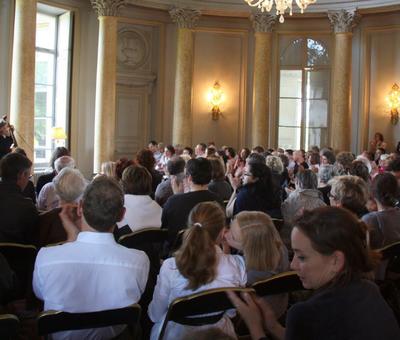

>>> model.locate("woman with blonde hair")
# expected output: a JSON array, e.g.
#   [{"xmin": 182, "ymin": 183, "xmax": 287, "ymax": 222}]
[
  {"xmin": 226, "ymin": 211, "xmax": 289, "ymax": 318},
  {"xmin": 100, "ymin": 161, "xmax": 117, "ymax": 179},
  {"xmin": 148, "ymin": 202, "xmax": 246, "ymax": 340}
]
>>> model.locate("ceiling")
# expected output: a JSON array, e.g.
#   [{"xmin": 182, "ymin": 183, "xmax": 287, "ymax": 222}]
[{"xmin": 128, "ymin": 0, "xmax": 400, "ymax": 17}]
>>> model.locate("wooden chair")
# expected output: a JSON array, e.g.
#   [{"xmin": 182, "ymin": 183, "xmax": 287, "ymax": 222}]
[
  {"xmin": 0, "ymin": 243, "xmax": 37, "ymax": 298},
  {"xmin": 0, "ymin": 314, "xmax": 20, "ymax": 340},
  {"xmin": 118, "ymin": 227, "xmax": 168, "ymax": 249},
  {"xmin": 37, "ymin": 304, "xmax": 141, "ymax": 339},
  {"xmin": 158, "ymin": 287, "xmax": 254, "ymax": 340},
  {"xmin": 379, "ymin": 241, "xmax": 400, "ymax": 274},
  {"xmin": 252, "ymin": 271, "xmax": 304, "ymax": 296}
]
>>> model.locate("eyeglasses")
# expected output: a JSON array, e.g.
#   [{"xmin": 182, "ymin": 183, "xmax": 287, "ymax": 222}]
[{"xmin": 328, "ymin": 192, "xmax": 337, "ymax": 200}]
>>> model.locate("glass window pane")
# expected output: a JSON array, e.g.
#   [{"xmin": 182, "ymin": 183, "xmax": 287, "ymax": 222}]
[
  {"xmin": 280, "ymin": 70, "xmax": 302, "ymax": 98},
  {"xmin": 305, "ymin": 127, "xmax": 329, "ymax": 150},
  {"xmin": 278, "ymin": 127, "xmax": 301, "ymax": 150},
  {"xmin": 306, "ymin": 100, "xmax": 328, "ymax": 127},
  {"xmin": 307, "ymin": 38, "xmax": 329, "ymax": 66},
  {"xmin": 306, "ymin": 70, "xmax": 330, "ymax": 99},
  {"xmin": 35, "ymin": 52, "xmax": 55, "ymax": 85},
  {"xmin": 279, "ymin": 99, "xmax": 302, "ymax": 127},
  {"xmin": 35, "ymin": 85, "xmax": 53, "ymax": 118},
  {"xmin": 36, "ymin": 13, "xmax": 56, "ymax": 50},
  {"xmin": 280, "ymin": 38, "xmax": 303, "ymax": 66}
]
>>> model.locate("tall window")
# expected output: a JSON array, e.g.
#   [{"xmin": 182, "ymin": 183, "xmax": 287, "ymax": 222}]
[
  {"xmin": 34, "ymin": 5, "xmax": 72, "ymax": 170},
  {"xmin": 278, "ymin": 36, "xmax": 330, "ymax": 150}
]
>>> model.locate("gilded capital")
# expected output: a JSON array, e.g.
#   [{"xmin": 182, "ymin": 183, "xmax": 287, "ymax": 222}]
[
  {"xmin": 328, "ymin": 9, "xmax": 361, "ymax": 33},
  {"xmin": 169, "ymin": 8, "xmax": 201, "ymax": 29},
  {"xmin": 251, "ymin": 12, "xmax": 276, "ymax": 33},
  {"xmin": 91, "ymin": 0, "xmax": 127, "ymax": 17}
]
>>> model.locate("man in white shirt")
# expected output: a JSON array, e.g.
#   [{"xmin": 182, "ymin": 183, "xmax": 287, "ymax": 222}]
[{"xmin": 33, "ymin": 177, "xmax": 150, "ymax": 340}]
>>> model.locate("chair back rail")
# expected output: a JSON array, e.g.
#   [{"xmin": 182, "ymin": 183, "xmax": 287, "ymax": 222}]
[
  {"xmin": 252, "ymin": 271, "xmax": 304, "ymax": 296},
  {"xmin": 37, "ymin": 304, "xmax": 141, "ymax": 336},
  {"xmin": 0, "ymin": 314, "xmax": 19, "ymax": 340},
  {"xmin": 158, "ymin": 287, "xmax": 254, "ymax": 340}
]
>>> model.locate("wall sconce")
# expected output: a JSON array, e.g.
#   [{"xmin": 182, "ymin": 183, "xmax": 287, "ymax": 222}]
[
  {"xmin": 207, "ymin": 81, "xmax": 225, "ymax": 120},
  {"xmin": 386, "ymin": 83, "xmax": 400, "ymax": 125}
]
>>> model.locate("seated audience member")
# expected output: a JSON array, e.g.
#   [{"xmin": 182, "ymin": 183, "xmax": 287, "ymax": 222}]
[
  {"xmin": 149, "ymin": 202, "xmax": 246, "ymax": 340},
  {"xmin": 228, "ymin": 207, "xmax": 400, "ymax": 340},
  {"xmin": 0, "ymin": 153, "xmax": 38, "ymax": 244},
  {"xmin": 252, "ymin": 146, "xmax": 265, "ymax": 154},
  {"xmin": 307, "ymin": 152, "xmax": 320, "ymax": 173},
  {"xmin": 162, "ymin": 158, "xmax": 223, "ymax": 246},
  {"xmin": 0, "ymin": 118, "xmax": 13, "ymax": 160},
  {"xmin": 182, "ymin": 146, "xmax": 193, "ymax": 159},
  {"xmin": 158, "ymin": 145, "xmax": 176, "ymax": 172},
  {"xmin": 33, "ymin": 177, "xmax": 150, "ymax": 340},
  {"xmin": 335, "ymin": 151, "xmax": 355, "ymax": 175},
  {"xmin": 266, "ymin": 155, "xmax": 286, "ymax": 200},
  {"xmin": 362, "ymin": 173, "xmax": 400, "ymax": 249},
  {"xmin": 369, "ymin": 132, "xmax": 387, "ymax": 153},
  {"xmin": 233, "ymin": 161, "xmax": 281, "ymax": 218},
  {"xmin": 115, "ymin": 157, "xmax": 134, "ymax": 180},
  {"xmin": 117, "ymin": 165, "xmax": 162, "ymax": 233},
  {"xmin": 281, "ymin": 170, "xmax": 326, "ymax": 231},
  {"xmin": 195, "ymin": 143, "xmax": 207, "ymax": 158},
  {"xmin": 231, "ymin": 148, "xmax": 250, "ymax": 179},
  {"xmin": 36, "ymin": 146, "xmax": 70, "ymax": 195},
  {"xmin": 224, "ymin": 147, "xmax": 237, "ymax": 175},
  {"xmin": 206, "ymin": 146, "xmax": 218, "ymax": 158},
  {"xmin": 148, "ymin": 140, "xmax": 162, "ymax": 163},
  {"xmin": 37, "ymin": 168, "xmax": 86, "ymax": 247},
  {"xmin": 155, "ymin": 156, "xmax": 186, "ymax": 207},
  {"xmin": 99, "ymin": 161, "xmax": 117, "ymax": 179},
  {"xmin": 318, "ymin": 164, "xmax": 336, "ymax": 205},
  {"xmin": 328, "ymin": 175, "xmax": 369, "ymax": 217},
  {"xmin": 226, "ymin": 211, "xmax": 289, "ymax": 318},
  {"xmin": 293, "ymin": 150, "xmax": 309, "ymax": 175},
  {"xmin": 136, "ymin": 149, "xmax": 163, "ymax": 197},
  {"xmin": 12, "ymin": 147, "xmax": 36, "ymax": 203},
  {"xmin": 349, "ymin": 160, "xmax": 370, "ymax": 183},
  {"xmin": 320, "ymin": 147, "xmax": 336, "ymax": 166},
  {"xmin": 388, "ymin": 157, "xmax": 400, "ymax": 185},
  {"xmin": 208, "ymin": 158, "xmax": 232, "ymax": 201},
  {"xmin": 37, "ymin": 156, "xmax": 75, "ymax": 211}
]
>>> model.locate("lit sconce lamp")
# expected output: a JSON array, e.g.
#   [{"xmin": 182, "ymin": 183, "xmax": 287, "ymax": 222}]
[
  {"xmin": 207, "ymin": 81, "xmax": 225, "ymax": 121},
  {"xmin": 51, "ymin": 127, "xmax": 67, "ymax": 146},
  {"xmin": 386, "ymin": 83, "xmax": 400, "ymax": 125}
]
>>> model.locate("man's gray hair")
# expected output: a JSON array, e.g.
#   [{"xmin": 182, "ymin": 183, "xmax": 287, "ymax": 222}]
[
  {"xmin": 296, "ymin": 169, "xmax": 318, "ymax": 190},
  {"xmin": 53, "ymin": 167, "xmax": 86, "ymax": 203},
  {"xmin": 54, "ymin": 156, "xmax": 75, "ymax": 173},
  {"xmin": 319, "ymin": 164, "xmax": 336, "ymax": 184}
]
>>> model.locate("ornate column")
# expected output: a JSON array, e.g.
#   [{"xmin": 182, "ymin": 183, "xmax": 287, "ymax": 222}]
[
  {"xmin": 251, "ymin": 13, "xmax": 276, "ymax": 148},
  {"xmin": 91, "ymin": 0, "xmax": 126, "ymax": 173},
  {"xmin": 169, "ymin": 8, "xmax": 201, "ymax": 147},
  {"xmin": 328, "ymin": 10, "xmax": 360, "ymax": 152},
  {"xmin": 10, "ymin": 0, "xmax": 37, "ymax": 161}
]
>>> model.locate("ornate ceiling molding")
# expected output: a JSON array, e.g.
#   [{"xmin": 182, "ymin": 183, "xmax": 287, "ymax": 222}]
[
  {"xmin": 91, "ymin": 0, "xmax": 127, "ymax": 17},
  {"xmin": 169, "ymin": 8, "xmax": 201, "ymax": 29},
  {"xmin": 328, "ymin": 9, "xmax": 361, "ymax": 33}
]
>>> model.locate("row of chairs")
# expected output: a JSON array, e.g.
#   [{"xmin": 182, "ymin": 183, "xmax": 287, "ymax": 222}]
[{"xmin": 0, "ymin": 271, "xmax": 303, "ymax": 339}]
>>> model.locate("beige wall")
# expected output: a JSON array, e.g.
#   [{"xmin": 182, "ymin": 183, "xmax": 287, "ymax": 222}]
[{"xmin": 2, "ymin": 2, "xmax": 400, "ymax": 177}]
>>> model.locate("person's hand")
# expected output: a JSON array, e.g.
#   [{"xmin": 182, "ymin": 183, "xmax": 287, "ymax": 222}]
[
  {"xmin": 254, "ymin": 296, "xmax": 285, "ymax": 340},
  {"xmin": 227, "ymin": 291, "xmax": 266, "ymax": 340},
  {"xmin": 59, "ymin": 203, "xmax": 80, "ymax": 242}
]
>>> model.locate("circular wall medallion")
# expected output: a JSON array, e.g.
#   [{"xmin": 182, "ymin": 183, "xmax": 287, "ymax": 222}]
[{"xmin": 117, "ymin": 29, "xmax": 149, "ymax": 70}]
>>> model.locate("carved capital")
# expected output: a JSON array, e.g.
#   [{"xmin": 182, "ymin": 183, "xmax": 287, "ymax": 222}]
[
  {"xmin": 251, "ymin": 12, "xmax": 276, "ymax": 33},
  {"xmin": 169, "ymin": 8, "xmax": 201, "ymax": 29},
  {"xmin": 91, "ymin": 0, "xmax": 127, "ymax": 17},
  {"xmin": 328, "ymin": 9, "xmax": 361, "ymax": 33}
]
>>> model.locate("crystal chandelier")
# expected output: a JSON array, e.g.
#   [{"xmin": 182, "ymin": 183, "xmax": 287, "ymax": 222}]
[{"xmin": 244, "ymin": 0, "xmax": 317, "ymax": 23}]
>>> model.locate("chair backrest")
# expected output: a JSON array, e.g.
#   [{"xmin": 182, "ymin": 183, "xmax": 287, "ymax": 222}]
[
  {"xmin": 0, "ymin": 243, "xmax": 37, "ymax": 298},
  {"xmin": 0, "ymin": 314, "xmax": 19, "ymax": 339},
  {"xmin": 378, "ymin": 241, "xmax": 400, "ymax": 276},
  {"xmin": 158, "ymin": 287, "xmax": 254, "ymax": 340},
  {"xmin": 252, "ymin": 271, "xmax": 304, "ymax": 296},
  {"xmin": 379, "ymin": 241, "xmax": 400, "ymax": 261},
  {"xmin": 37, "ymin": 304, "xmax": 141, "ymax": 337},
  {"xmin": 118, "ymin": 227, "xmax": 168, "ymax": 249}
]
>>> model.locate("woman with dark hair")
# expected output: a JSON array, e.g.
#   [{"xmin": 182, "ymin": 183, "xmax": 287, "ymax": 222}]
[
  {"xmin": 36, "ymin": 146, "xmax": 70, "ymax": 195},
  {"xmin": 148, "ymin": 202, "xmax": 246, "ymax": 340},
  {"xmin": 362, "ymin": 173, "xmax": 400, "ymax": 249},
  {"xmin": 320, "ymin": 148, "xmax": 336, "ymax": 166},
  {"xmin": 233, "ymin": 162, "xmax": 281, "ymax": 218},
  {"xmin": 115, "ymin": 158, "xmax": 134, "ymax": 180},
  {"xmin": 370, "ymin": 132, "xmax": 387, "ymax": 153},
  {"xmin": 208, "ymin": 158, "xmax": 232, "ymax": 201},
  {"xmin": 228, "ymin": 206, "xmax": 400, "ymax": 340},
  {"xmin": 136, "ymin": 149, "xmax": 163, "ymax": 196}
]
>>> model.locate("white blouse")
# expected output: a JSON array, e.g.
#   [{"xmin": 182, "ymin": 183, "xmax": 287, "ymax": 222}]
[{"xmin": 148, "ymin": 247, "xmax": 246, "ymax": 340}]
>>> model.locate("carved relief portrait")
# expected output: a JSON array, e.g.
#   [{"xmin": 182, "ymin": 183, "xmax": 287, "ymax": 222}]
[{"xmin": 117, "ymin": 29, "xmax": 149, "ymax": 70}]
